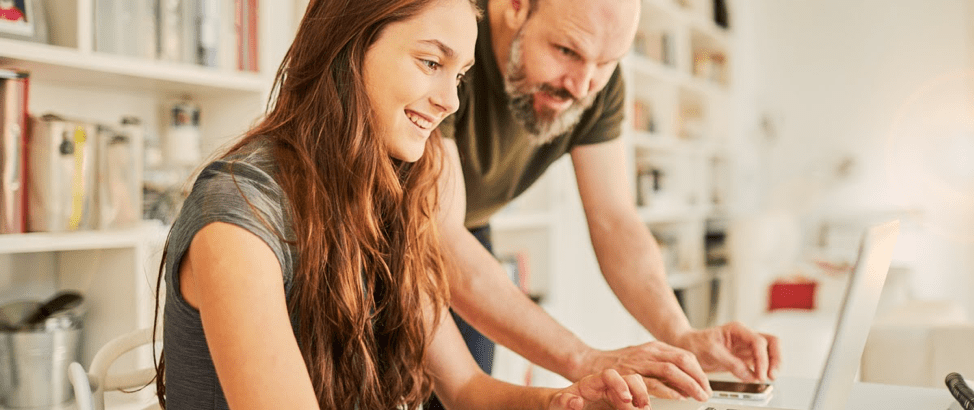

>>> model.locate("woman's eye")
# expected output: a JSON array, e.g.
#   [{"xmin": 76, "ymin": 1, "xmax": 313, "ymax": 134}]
[{"xmin": 421, "ymin": 59, "xmax": 440, "ymax": 71}]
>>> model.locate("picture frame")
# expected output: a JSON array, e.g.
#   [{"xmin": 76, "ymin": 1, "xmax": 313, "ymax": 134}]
[{"xmin": 0, "ymin": 0, "xmax": 48, "ymax": 43}]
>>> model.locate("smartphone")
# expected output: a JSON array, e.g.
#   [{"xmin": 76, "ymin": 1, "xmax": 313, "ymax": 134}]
[{"xmin": 709, "ymin": 380, "xmax": 774, "ymax": 401}]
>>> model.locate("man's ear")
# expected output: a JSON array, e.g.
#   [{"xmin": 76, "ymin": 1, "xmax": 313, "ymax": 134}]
[{"xmin": 503, "ymin": 0, "xmax": 531, "ymax": 30}]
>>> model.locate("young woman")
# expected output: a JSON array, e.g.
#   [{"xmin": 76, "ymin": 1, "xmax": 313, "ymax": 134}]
[{"xmin": 152, "ymin": 0, "xmax": 651, "ymax": 409}]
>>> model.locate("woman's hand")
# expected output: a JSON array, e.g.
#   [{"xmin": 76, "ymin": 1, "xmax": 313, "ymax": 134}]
[{"xmin": 549, "ymin": 369, "xmax": 652, "ymax": 410}]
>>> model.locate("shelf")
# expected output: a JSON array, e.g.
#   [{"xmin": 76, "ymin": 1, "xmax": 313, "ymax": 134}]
[
  {"xmin": 698, "ymin": 139, "xmax": 730, "ymax": 155},
  {"xmin": 0, "ymin": 39, "xmax": 267, "ymax": 97},
  {"xmin": 639, "ymin": 205, "xmax": 711, "ymax": 223},
  {"xmin": 0, "ymin": 222, "xmax": 164, "ymax": 254},
  {"xmin": 0, "ymin": 395, "xmax": 160, "ymax": 410},
  {"xmin": 631, "ymin": 130, "xmax": 693, "ymax": 152},
  {"xmin": 489, "ymin": 211, "xmax": 553, "ymax": 231},
  {"xmin": 687, "ymin": 14, "xmax": 731, "ymax": 49},
  {"xmin": 625, "ymin": 53, "xmax": 728, "ymax": 99},
  {"xmin": 625, "ymin": 53, "xmax": 683, "ymax": 84},
  {"xmin": 683, "ymin": 74, "xmax": 729, "ymax": 100},
  {"xmin": 668, "ymin": 270, "xmax": 709, "ymax": 290},
  {"xmin": 643, "ymin": 0, "xmax": 684, "ymax": 18},
  {"xmin": 643, "ymin": 0, "xmax": 730, "ymax": 46}
]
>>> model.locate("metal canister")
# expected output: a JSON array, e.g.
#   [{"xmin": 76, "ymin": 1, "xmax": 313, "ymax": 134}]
[{"xmin": 0, "ymin": 299, "xmax": 84, "ymax": 408}]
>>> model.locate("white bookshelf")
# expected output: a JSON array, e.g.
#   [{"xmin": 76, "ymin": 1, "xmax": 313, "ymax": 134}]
[
  {"xmin": 0, "ymin": 39, "xmax": 266, "ymax": 96},
  {"xmin": 0, "ymin": 0, "xmax": 297, "ymax": 408},
  {"xmin": 0, "ymin": 225, "xmax": 151, "ymax": 253},
  {"xmin": 622, "ymin": 0, "xmax": 737, "ymax": 330}
]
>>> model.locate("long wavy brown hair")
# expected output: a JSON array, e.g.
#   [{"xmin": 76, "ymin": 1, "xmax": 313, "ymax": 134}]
[{"xmin": 152, "ymin": 0, "xmax": 475, "ymax": 408}]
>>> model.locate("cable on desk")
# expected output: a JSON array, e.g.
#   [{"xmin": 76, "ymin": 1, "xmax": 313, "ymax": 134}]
[{"xmin": 946, "ymin": 372, "xmax": 974, "ymax": 410}]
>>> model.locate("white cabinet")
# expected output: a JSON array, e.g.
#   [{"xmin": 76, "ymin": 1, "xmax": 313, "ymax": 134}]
[
  {"xmin": 0, "ymin": 223, "xmax": 170, "ymax": 409},
  {"xmin": 0, "ymin": 0, "xmax": 296, "ymax": 407}
]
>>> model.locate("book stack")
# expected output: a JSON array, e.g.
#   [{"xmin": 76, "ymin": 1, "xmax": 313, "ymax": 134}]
[{"xmin": 94, "ymin": 0, "xmax": 259, "ymax": 71}]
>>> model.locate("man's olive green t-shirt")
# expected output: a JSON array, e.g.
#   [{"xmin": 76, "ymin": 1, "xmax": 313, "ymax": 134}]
[{"xmin": 438, "ymin": 1, "xmax": 626, "ymax": 228}]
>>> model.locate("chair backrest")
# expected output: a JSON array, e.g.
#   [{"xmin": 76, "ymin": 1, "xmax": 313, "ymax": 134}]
[{"xmin": 68, "ymin": 328, "xmax": 161, "ymax": 410}]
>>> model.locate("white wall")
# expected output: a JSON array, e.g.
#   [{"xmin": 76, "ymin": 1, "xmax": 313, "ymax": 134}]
[{"xmin": 734, "ymin": 0, "xmax": 974, "ymax": 319}]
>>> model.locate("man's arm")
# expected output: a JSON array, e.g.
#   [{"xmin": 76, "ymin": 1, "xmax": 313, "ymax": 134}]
[
  {"xmin": 425, "ymin": 304, "xmax": 652, "ymax": 410},
  {"xmin": 436, "ymin": 138, "xmax": 593, "ymax": 379},
  {"xmin": 570, "ymin": 138, "xmax": 692, "ymax": 344},
  {"xmin": 570, "ymin": 138, "xmax": 781, "ymax": 383},
  {"xmin": 436, "ymin": 138, "xmax": 710, "ymax": 400}
]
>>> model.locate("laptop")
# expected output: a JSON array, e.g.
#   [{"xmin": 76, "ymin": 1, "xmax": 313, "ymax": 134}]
[{"xmin": 654, "ymin": 220, "xmax": 900, "ymax": 410}]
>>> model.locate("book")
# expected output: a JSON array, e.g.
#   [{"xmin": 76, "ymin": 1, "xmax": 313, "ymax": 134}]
[
  {"xmin": 237, "ymin": 0, "xmax": 258, "ymax": 72},
  {"xmin": 93, "ymin": 0, "xmax": 156, "ymax": 59},
  {"xmin": 217, "ymin": 0, "xmax": 238, "ymax": 70},
  {"xmin": 0, "ymin": 69, "xmax": 28, "ymax": 234},
  {"xmin": 181, "ymin": 0, "xmax": 200, "ymax": 65},
  {"xmin": 246, "ymin": 0, "xmax": 258, "ymax": 71},
  {"xmin": 158, "ymin": 0, "xmax": 184, "ymax": 62}
]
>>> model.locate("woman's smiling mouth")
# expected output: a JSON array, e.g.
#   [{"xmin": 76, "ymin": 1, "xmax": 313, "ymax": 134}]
[{"xmin": 405, "ymin": 110, "xmax": 434, "ymax": 130}]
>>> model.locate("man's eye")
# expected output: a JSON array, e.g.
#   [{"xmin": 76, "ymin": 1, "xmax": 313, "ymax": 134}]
[{"xmin": 557, "ymin": 46, "xmax": 574, "ymax": 57}]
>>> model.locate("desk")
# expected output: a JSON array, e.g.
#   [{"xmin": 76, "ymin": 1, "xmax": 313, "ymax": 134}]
[
  {"xmin": 767, "ymin": 377, "xmax": 955, "ymax": 409},
  {"xmin": 655, "ymin": 377, "xmax": 957, "ymax": 410}
]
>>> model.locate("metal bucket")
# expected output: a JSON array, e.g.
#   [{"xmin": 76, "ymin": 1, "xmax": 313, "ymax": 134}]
[{"xmin": 0, "ymin": 300, "xmax": 83, "ymax": 408}]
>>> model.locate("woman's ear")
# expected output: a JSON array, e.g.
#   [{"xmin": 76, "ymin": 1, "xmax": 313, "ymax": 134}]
[{"xmin": 502, "ymin": 0, "xmax": 530, "ymax": 30}]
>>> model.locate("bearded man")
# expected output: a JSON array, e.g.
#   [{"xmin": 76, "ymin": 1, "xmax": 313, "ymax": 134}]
[{"xmin": 430, "ymin": 0, "xmax": 781, "ymax": 407}]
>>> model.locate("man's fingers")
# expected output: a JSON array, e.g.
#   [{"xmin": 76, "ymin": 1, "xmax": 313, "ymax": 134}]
[
  {"xmin": 637, "ymin": 355, "xmax": 710, "ymax": 401},
  {"xmin": 762, "ymin": 332, "xmax": 782, "ymax": 380},
  {"xmin": 749, "ymin": 334, "xmax": 770, "ymax": 383},
  {"xmin": 623, "ymin": 374, "xmax": 651, "ymax": 408},
  {"xmin": 625, "ymin": 342, "xmax": 710, "ymax": 400},
  {"xmin": 710, "ymin": 342, "xmax": 758, "ymax": 383},
  {"xmin": 664, "ymin": 349, "xmax": 712, "ymax": 398},
  {"xmin": 727, "ymin": 323, "xmax": 769, "ymax": 382},
  {"xmin": 642, "ymin": 377, "xmax": 683, "ymax": 400}
]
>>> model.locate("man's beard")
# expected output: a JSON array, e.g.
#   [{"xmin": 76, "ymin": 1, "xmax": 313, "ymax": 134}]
[{"xmin": 503, "ymin": 32, "xmax": 597, "ymax": 145}]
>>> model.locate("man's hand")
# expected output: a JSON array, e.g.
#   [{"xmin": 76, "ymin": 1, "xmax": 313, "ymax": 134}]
[
  {"xmin": 577, "ymin": 341, "xmax": 712, "ymax": 401},
  {"xmin": 550, "ymin": 369, "xmax": 651, "ymax": 410},
  {"xmin": 672, "ymin": 322, "xmax": 781, "ymax": 383}
]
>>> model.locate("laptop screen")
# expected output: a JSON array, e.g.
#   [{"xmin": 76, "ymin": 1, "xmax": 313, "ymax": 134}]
[{"xmin": 809, "ymin": 220, "xmax": 900, "ymax": 409}]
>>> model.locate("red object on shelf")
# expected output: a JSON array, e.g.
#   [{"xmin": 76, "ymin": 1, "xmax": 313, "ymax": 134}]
[{"xmin": 768, "ymin": 277, "xmax": 817, "ymax": 311}]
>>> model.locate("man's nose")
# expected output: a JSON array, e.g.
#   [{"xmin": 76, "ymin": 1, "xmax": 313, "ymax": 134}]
[{"xmin": 562, "ymin": 64, "xmax": 596, "ymax": 101}]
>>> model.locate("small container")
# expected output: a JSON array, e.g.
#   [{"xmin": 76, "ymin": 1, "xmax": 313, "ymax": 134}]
[
  {"xmin": 164, "ymin": 99, "xmax": 201, "ymax": 167},
  {"xmin": 97, "ymin": 124, "xmax": 140, "ymax": 230},
  {"xmin": 27, "ymin": 115, "xmax": 98, "ymax": 232},
  {"xmin": 0, "ymin": 299, "xmax": 84, "ymax": 408}
]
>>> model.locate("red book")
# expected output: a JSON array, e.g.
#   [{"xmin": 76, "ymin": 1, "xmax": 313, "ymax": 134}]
[
  {"xmin": 236, "ymin": 0, "xmax": 244, "ymax": 71},
  {"xmin": 247, "ymin": 0, "xmax": 259, "ymax": 72},
  {"xmin": 0, "ymin": 69, "xmax": 29, "ymax": 234}
]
